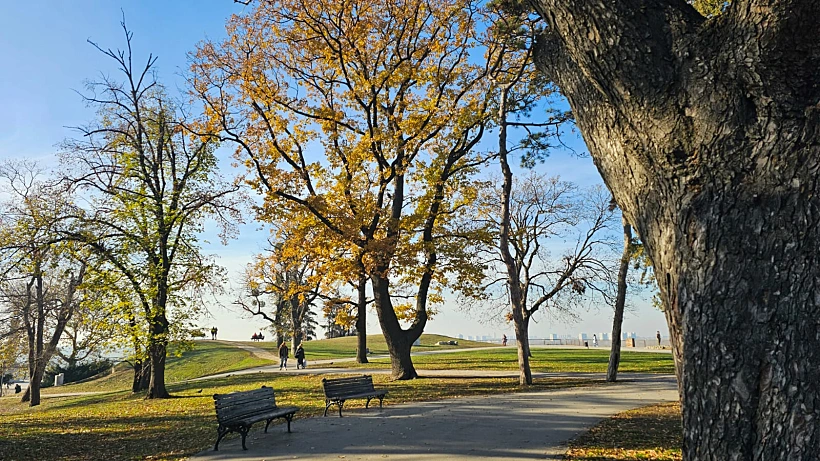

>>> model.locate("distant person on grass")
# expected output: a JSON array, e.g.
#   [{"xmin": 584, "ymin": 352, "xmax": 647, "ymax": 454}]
[
  {"xmin": 295, "ymin": 343, "xmax": 306, "ymax": 369},
  {"xmin": 279, "ymin": 342, "xmax": 289, "ymax": 370},
  {"xmin": 656, "ymin": 330, "xmax": 662, "ymax": 346},
  {"xmin": 211, "ymin": 326, "xmax": 218, "ymax": 340},
  {"xmin": 501, "ymin": 334, "xmax": 507, "ymax": 346},
  {"xmin": 592, "ymin": 334, "xmax": 598, "ymax": 347}
]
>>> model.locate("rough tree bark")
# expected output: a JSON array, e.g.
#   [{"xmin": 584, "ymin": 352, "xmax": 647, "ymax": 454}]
[
  {"xmin": 147, "ymin": 312, "xmax": 170, "ymax": 399},
  {"xmin": 530, "ymin": 0, "xmax": 820, "ymax": 458},
  {"xmin": 371, "ymin": 273, "xmax": 422, "ymax": 380},
  {"xmin": 131, "ymin": 358, "xmax": 150, "ymax": 393},
  {"xmin": 355, "ymin": 275, "xmax": 368, "ymax": 364},
  {"xmin": 607, "ymin": 218, "xmax": 632, "ymax": 382}
]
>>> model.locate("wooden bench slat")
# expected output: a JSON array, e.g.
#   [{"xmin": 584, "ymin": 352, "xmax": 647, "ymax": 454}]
[
  {"xmin": 216, "ymin": 391, "xmax": 276, "ymax": 405},
  {"xmin": 321, "ymin": 375, "xmax": 388, "ymax": 417},
  {"xmin": 212, "ymin": 386, "xmax": 298, "ymax": 451},
  {"xmin": 218, "ymin": 403, "xmax": 281, "ymax": 421}
]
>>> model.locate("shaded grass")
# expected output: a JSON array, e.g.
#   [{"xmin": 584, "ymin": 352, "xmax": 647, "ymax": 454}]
[
  {"xmin": 41, "ymin": 341, "xmax": 273, "ymax": 394},
  {"xmin": 329, "ymin": 348, "xmax": 675, "ymax": 374},
  {"xmin": 243, "ymin": 333, "xmax": 496, "ymax": 360},
  {"xmin": 564, "ymin": 402, "xmax": 682, "ymax": 460},
  {"xmin": 0, "ymin": 372, "xmax": 596, "ymax": 461}
]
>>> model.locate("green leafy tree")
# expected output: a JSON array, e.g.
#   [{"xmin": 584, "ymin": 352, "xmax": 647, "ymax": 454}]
[
  {"xmin": 60, "ymin": 24, "xmax": 241, "ymax": 398},
  {"xmin": 0, "ymin": 161, "xmax": 89, "ymax": 406}
]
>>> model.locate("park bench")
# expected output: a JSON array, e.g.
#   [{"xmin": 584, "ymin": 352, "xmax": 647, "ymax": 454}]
[
  {"xmin": 212, "ymin": 386, "xmax": 298, "ymax": 451},
  {"xmin": 321, "ymin": 375, "xmax": 388, "ymax": 417}
]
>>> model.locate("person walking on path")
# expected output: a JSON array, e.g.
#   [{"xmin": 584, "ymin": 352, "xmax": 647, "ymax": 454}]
[
  {"xmin": 295, "ymin": 343, "xmax": 306, "ymax": 369},
  {"xmin": 592, "ymin": 334, "xmax": 599, "ymax": 347},
  {"xmin": 501, "ymin": 334, "xmax": 507, "ymax": 346},
  {"xmin": 656, "ymin": 330, "xmax": 662, "ymax": 346},
  {"xmin": 278, "ymin": 342, "xmax": 289, "ymax": 370},
  {"xmin": 211, "ymin": 326, "xmax": 218, "ymax": 340}
]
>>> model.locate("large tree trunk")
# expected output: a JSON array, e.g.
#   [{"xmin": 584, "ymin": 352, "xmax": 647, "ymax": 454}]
[
  {"xmin": 147, "ymin": 343, "xmax": 168, "ymax": 399},
  {"xmin": 530, "ymin": 0, "xmax": 820, "ymax": 457},
  {"xmin": 371, "ymin": 273, "xmax": 421, "ymax": 380},
  {"xmin": 355, "ymin": 275, "xmax": 368, "ymax": 364},
  {"xmin": 607, "ymin": 219, "xmax": 631, "ymax": 382},
  {"xmin": 146, "ymin": 312, "xmax": 170, "ymax": 399}
]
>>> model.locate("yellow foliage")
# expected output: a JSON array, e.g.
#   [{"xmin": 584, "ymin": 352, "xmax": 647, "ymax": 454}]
[{"xmin": 192, "ymin": 0, "xmax": 493, "ymax": 330}]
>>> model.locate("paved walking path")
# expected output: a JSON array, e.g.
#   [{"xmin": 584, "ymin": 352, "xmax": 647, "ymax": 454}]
[{"xmin": 189, "ymin": 374, "xmax": 678, "ymax": 460}]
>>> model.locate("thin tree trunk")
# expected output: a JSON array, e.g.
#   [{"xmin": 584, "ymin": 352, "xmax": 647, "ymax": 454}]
[
  {"xmin": 291, "ymin": 295, "xmax": 303, "ymax": 356},
  {"xmin": 607, "ymin": 219, "xmax": 631, "ymax": 382},
  {"xmin": 497, "ymin": 89, "xmax": 534, "ymax": 384},
  {"xmin": 132, "ymin": 358, "xmax": 150, "ymax": 393},
  {"xmin": 355, "ymin": 275, "xmax": 368, "ymax": 363},
  {"xmin": 23, "ymin": 363, "xmax": 46, "ymax": 406},
  {"xmin": 513, "ymin": 312, "xmax": 532, "ymax": 385}
]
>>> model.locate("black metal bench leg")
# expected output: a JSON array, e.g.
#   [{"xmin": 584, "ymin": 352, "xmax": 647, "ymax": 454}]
[
  {"xmin": 338, "ymin": 399, "xmax": 345, "ymax": 417},
  {"xmin": 214, "ymin": 425, "xmax": 230, "ymax": 451},
  {"xmin": 365, "ymin": 397, "xmax": 372, "ymax": 409},
  {"xmin": 238, "ymin": 426, "xmax": 251, "ymax": 450},
  {"xmin": 324, "ymin": 399, "xmax": 333, "ymax": 417},
  {"xmin": 285, "ymin": 413, "xmax": 293, "ymax": 432},
  {"xmin": 378, "ymin": 396, "xmax": 384, "ymax": 408},
  {"xmin": 264, "ymin": 418, "xmax": 272, "ymax": 433}
]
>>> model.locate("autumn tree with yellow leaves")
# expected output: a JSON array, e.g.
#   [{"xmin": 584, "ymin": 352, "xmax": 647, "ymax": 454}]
[{"xmin": 192, "ymin": 0, "xmax": 490, "ymax": 379}]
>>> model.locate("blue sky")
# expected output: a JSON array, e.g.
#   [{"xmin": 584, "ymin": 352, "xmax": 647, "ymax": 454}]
[{"xmin": 0, "ymin": 1, "xmax": 666, "ymax": 341}]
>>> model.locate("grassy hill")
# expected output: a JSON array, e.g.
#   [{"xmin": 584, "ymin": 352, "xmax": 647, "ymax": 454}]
[
  {"xmin": 244, "ymin": 333, "xmax": 497, "ymax": 360},
  {"xmin": 42, "ymin": 340, "xmax": 274, "ymax": 394},
  {"xmin": 40, "ymin": 333, "xmax": 486, "ymax": 394}
]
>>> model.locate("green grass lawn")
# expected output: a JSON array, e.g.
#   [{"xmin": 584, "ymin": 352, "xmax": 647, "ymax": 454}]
[
  {"xmin": 41, "ymin": 340, "xmax": 274, "ymax": 394},
  {"xmin": 564, "ymin": 402, "xmax": 682, "ymax": 460},
  {"xmin": 243, "ymin": 333, "xmax": 497, "ymax": 360},
  {"xmin": 332, "ymin": 348, "xmax": 675, "ymax": 374},
  {"xmin": 0, "ymin": 337, "xmax": 677, "ymax": 460},
  {"xmin": 0, "ymin": 372, "xmax": 597, "ymax": 461}
]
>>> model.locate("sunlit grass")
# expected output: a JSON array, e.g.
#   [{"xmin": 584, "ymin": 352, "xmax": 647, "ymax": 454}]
[
  {"xmin": 243, "ymin": 333, "xmax": 497, "ymax": 360},
  {"xmin": 564, "ymin": 402, "xmax": 682, "ymax": 460},
  {"xmin": 40, "ymin": 341, "xmax": 274, "ymax": 394},
  {"xmin": 329, "ymin": 348, "xmax": 675, "ymax": 374},
  {"xmin": 0, "ymin": 372, "xmax": 596, "ymax": 461}
]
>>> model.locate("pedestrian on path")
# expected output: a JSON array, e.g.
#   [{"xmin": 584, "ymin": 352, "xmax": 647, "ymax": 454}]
[
  {"xmin": 502, "ymin": 334, "xmax": 507, "ymax": 346},
  {"xmin": 211, "ymin": 326, "xmax": 218, "ymax": 340},
  {"xmin": 656, "ymin": 330, "xmax": 662, "ymax": 346},
  {"xmin": 278, "ymin": 342, "xmax": 289, "ymax": 370},
  {"xmin": 295, "ymin": 343, "xmax": 306, "ymax": 369},
  {"xmin": 592, "ymin": 334, "xmax": 598, "ymax": 347}
]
